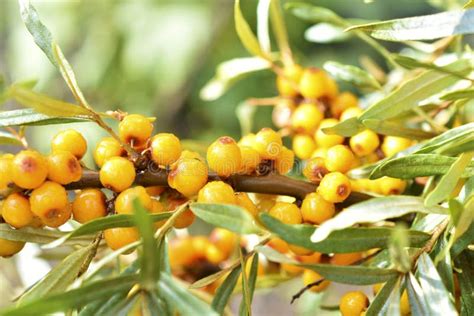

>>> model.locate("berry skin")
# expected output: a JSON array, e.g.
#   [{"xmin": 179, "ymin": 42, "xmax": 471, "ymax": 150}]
[
  {"xmin": 272, "ymin": 99, "xmax": 295, "ymax": 128},
  {"xmin": 51, "ymin": 129, "xmax": 87, "ymax": 159},
  {"xmin": 325, "ymin": 75, "xmax": 339, "ymax": 100},
  {"xmin": 268, "ymin": 202, "xmax": 302, "ymax": 225},
  {"xmin": 0, "ymin": 154, "xmax": 13, "ymax": 189},
  {"xmin": 205, "ymin": 244, "xmax": 226, "ymax": 264},
  {"xmin": 325, "ymin": 145, "xmax": 356, "ymax": 173},
  {"xmin": 30, "ymin": 181, "xmax": 71, "ymax": 228},
  {"xmin": 314, "ymin": 119, "xmax": 345, "ymax": 148},
  {"xmin": 276, "ymin": 64, "xmax": 303, "ymax": 97},
  {"xmin": 381, "ymin": 136, "xmax": 412, "ymax": 157},
  {"xmin": 47, "ymin": 151, "xmax": 82, "ymax": 185},
  {"xmin": 293, "ymin": 134, "xmax": 316, "ymax": 160},
  {"xmin": 350, "ymin": 129, "xmax": 380, "ymax": 157},
  {"xmin": 94, "ymin": 137, "xmax": 125, "ymax": 168},
  {"xmin": 104, "ymin": 227, "xmax": 139, "ymax": 252},
  {"xmin": 303, "ymin": 157, "xmax": 328, "ymax": 183},
  {"xmin": 301, "ymin": 192, "xmax": 335, "ymax": 224},
  {"xmin": 291, "ymin": 102, "xmax": 324, "ymax": 134},
  {"xmin": 150, "ymin": 133, "xmax": 182, "ymax": 166},
  {"xmin": 0, "ymin": 238, "xmax": 25, "ymax": 257},
  {"xmin": 289, "ymin": 244, "xmax": 313, "ymax": 256},
  {"xmin": 169, "ymin": 201, "xmax": 196, "ymax": 229},
  {"xmin": 145, "ymin": 186, "xmax": 166, "ymax": 197},
  {"xmin": 210, "ymin": 228, "xmax": 237, "ymax": 258},
  {"xmin": 11, "ymin": 150, "xmax": 48, "ymax": 189},
  {"xmin": 198, "ymin": 181, "xmax": 236, "ymax": 204},
  {"xmin": 339, "ymin": 291, "xmax": 369, "ymax": 316},
  {"xmin": 311, "ymin": 147, "xmax": 328, "ymax": 159},
  {"xmin": 99, "ymin": 157, "xmax": 136, "ymax": 192},
  {"xmin": 238, "ymin": 133, "xmax": 257, "ymax": 148},
  {"xmin": 379, "ymin": 177, "xmax": 406, "ymax": 195},
  {"xmin": 115, "ymin": 186, "xmax": 153, "ymax": 214},
  {"xmin": 340, "ymin": 107, "xmax": 362, "ymax": 122},
  {"xmin": 168, "ymin": 158, "xmax": 208, "ymax": 197},
  {"xmin": 299, "ymin": 68, "xmax": 328, "ymax": 99},
  {"xmin": 331, "ymin": 92, "xmax": 358, "ymax": 118},
  {"xmin": 238, "ymin": 146, "xmax": 261, "ymax": 174},
  {"xmin": 72, "ymin": 189, "xmax": 107, "ymax": 223},
  {"xmin": 2, "ymin": 193, "xmax": 34, "ymax": 228},
  {"xmin": 268, "ymin": 237, "xmax": 289, "ymax": 254},
  {"xmin": 330, "ymin": 252, "xmax": 363, "ymax": 265},
  {"xmin": 207, "ymin": 136, "xmax": 242, "ymax": 178},
  {"xmin": 318, "ymin": 172, "xmax": 351, "ymax": 203},
  {"xmin": 169, "ymin": 237, "xmax": 197, "ymax": 267},
  {"xmin": 252, "ymin": 128, "xmax": 282, "ymax": 160},
  {"xmin": 275, "ymin": 146, "xmax": 295, "ymax": 174},
  {"xmin": 302, "ymin": 270, "xmax": 330, "ymax": 292},
  {"xmin": 235, "ymin": 192, "xmax": 259, "ymax": 218},
  {"xmin": 119, "ymin": 114, "xmax": 153, "ymax": 150}
]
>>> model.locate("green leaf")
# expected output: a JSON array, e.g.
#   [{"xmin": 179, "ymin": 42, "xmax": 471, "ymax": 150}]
[
  {"xmin": 370, "ymin": 154, "xmax": 474, "ymax": 179},
  {"xmin": 321, "ymin": 117, "xmax": 365, "ymax": 137},
  {"xmin": 394, "ymin": 55, "xmax": 472, "ymax": 80},
  {"xmin": 239, "ymin": 254, "xmax": 259, "ymax": 316},
  {"xmin": 257, "ymin": 0, "xmax": 271, "ymax": 54},
  {"xmin": 441, "ymin": 88, "xmax": 474, "ymax": 101},
  {"xmin": 305, "ymin": 23, "xmax": 351, "ymax": 43},
  {"xmin": 323, "ymin": 61, "xmax": 381, "ymax": 90},
  {"xmin": 311, "ymin": 196, "xmax": 447, "ymax": 243},
  {"xmin": 238, "ymin": 251, "xmax": 251, "ymax": 316},
  {"xmin": 406, "ymin": 273, "xmax": 431, "ymax": 316},
  {"xmin": 190, "ymin": 203, "xmax": 263, "ymax": 235},
  {"xmin": 454, "ymin": 250, "xmax": 474, "ymax": 315},
  {"xmin": 285, "ymin": 2, "xmax": 343, "ymax": 25},
  {"xmin": 0, "ymin": 224, "xmax": 90, "ymax": 245},
  {"xmin": 0, "ymin": 131, "xmax": 22, "ymax": 146},
  {"xmin": 384, "ymin": 277, "xmax": 401, "ymax": 315},
  {"xmin": 190, "ymin": 269, "xmax": 233, "ymax": 290},
  {"xmin": 451, "ymin": 221, "xmax": 474, "ymax": 257},
  {"xmin": 0, "ymin": 108, "xmax": 89, "ymax": 127},
  {"xmin": 415, "ymin": 122, "xmax": 474, "ymax": 154},
  {"xmin": 362, "ymin": 119, "xmax": 438, "ymax": 140},
  {"xmin": 211, "ymin": 266, "xmax": 242, "ymax": 315},
  {"xmin": 259, "ymin": 213, "xmax": 430, "ymax": 253},
  {"xmin": 388, "ymin": 225, "xmax": 411, "ymax": 273},
  {"xmin": 348, "ymin": 9, "xmax": 474, "ymax": 41},
  {"xmin": 269, "ymin": 0, "xmax": 292, "ymax": 65},
  {"xmin": 235, "ymin": 0, "xmax": 267, "ymax": 59},
  {"xmin": 425, "ymin": 152, "xmax": 474, "ymax": 206},
  {"xmin": 365, "ymin": 276, "xmax": 400, "ymax": 316}
]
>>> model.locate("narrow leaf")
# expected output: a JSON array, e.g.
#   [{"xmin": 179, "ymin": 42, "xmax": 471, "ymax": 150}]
[
  {"xmin": 0, "ymin": 131, "xmax": 23, "ymax": 146},
  {"xmin": 365, "ymin": 276, "xmax": 399, "ymax": 316},
  {"xmin": 321, "ymin": 117, "xmax": 364, "ymax": 137},
  {"xmin": 323, "ymin": 61, "xmax": 381, "ymax": 90},
  {"xmin": 235, "ymin": 0, "xmax": 267, "ymax": 59},
  {"xmin": 239, "ymin": 254, "xmax": 259, "ymax": 316},
  {"xmin": 305, "ymin": 23, "xmax": 351, "ymax": 43},
  {"xmin": 415, "ymin": 122, "xmax": 474, "ymax": 154},
  {"xmin": 441, "ymin": 88, "xmax": 474, "ymax": 101},
  {"xmin": 257, "ymin": 0, "xmax": 271, "ymax": 53},
  {"xmin": 395, "ymin": 55, "xmax": 472, "ymax": 80},
  {"xmin": 0, "ymin": 108, "xmax": 89, "ymax": 127},
  {"xmin": 211, "ymin": 266, "xmax": 242, "ymax": 314},
  {"xmin": 362, "ymin": 119, "xmax": 437, "ymax": 140},
  {"xmin": 406, "ymin": 273, "xmax": 431, "ymax": 316},
  {"xmin": 454, "ymin": 250, "xmax": 474, "ymax": 315},
  {"xmin": 0, "ymin": 224, "xmax": 90, "ymax": 245}
]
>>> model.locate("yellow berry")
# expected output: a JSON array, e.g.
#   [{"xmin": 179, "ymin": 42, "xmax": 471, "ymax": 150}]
[
  {"xmin": 314, "ymin": 119, "xmax": 344, "ymax": 148},
  {"xmin": 325, "ymin": 75, "xmax": 339, "ymax": 100},
  {"xmin": 299, "ymin": 68, "xmax": 328, "ymax": 99},
  {"xmin": 400, "ymin": 290, "xmax": 411, "ymax": 315},
  {"xmin": 179, "ymin": 150, "xmax": 204, "ymax": 161},
  {"xmin": 253, "ymin": 128, "xmax": 282, "ymax": 160},
  {"xmin": 104, "ymin": 227, "xmax": 139, "ymax": 252},
  {"xmin": 289, "ymin": 244, "xmax": 313, "ymax": 256},
  {"xmin": 51, "ymin": 129, "xmax": 87, "ymax": 159},
  {"xmin": 340, "ymin": 107, "xmax": 362, "ymax": 121},
  {"xmin": 72, "ymin": 189, "xmax": 107, "ymax": 223},
  {"xmin": 168, "ymin": 158, "xmax": 208, "ymax": 197},
  {"xmin": 301, "ymin": 192, "xmax": 335, "ymax": 224},
  {"xmin": 330, "ymin": 252, "xmax": 363, "ymax": 265},
  {"xmin": 350, "ymin": 129, "xmax": 380, "ymax": 157},
  {"xmin": 331, "ymin": 92, "xmax": 358, "ymax": 118},
  {"xmin": 325, "ymin": 145, "xmax": 356, "ymax": 173},
  {"xmin": 235, "ymin": 192, "xmax": 259, "ymax": 218},
  {"xmin": 207, "ymin": 136, "xmax": 242, "ymax": 178},
  {"xmin": 381, "ymin": 136, "xmax": 412, "ymax": 157},
  {"xmin": 272, "ymin": 98, "xmax": 296, "ymax": 128},
  {"xmin": 318, "ymin": 172, "xmax": 351, "ymax": 203},
  {"xmin": 311, "ymin": 147, "xmax": 328, "ymax": 159},
  {"xmin": 302, "ymin": 270, "xmax": 330, "ymax": 292},
  {"xmin": 0, "ymin": 155, "xmax": 13, "ymax": 190},
  {"xmin": 268, "ymin": 237, "xmax": 289, "ymax": 254},
  {"xmin": 115, "ymin": 186, "xmax": 153, "ymax": 214},
  {"xmin": 275, "ymin": 146, "xmax": 295, "ymax": 174},
  {"xmin": 99, "ymin": 157, "xmax": 136, "ymax": 192},
  {"xmin": 268, "ymin": 202, "xmax": 302, "ymax": 225},
  {"xmin": 276, "ymin": 64, "xmax": 303, "ymax": 97},
  {"xmin": 291, "ymin": 102, "xmax": 324, "ymax": 134},
  {"xmin": 150, "ymin": 200, "xmax": 166, "ymax": 228},
  {"xmin": 210, "ymin": 228, "xmax": 237, "ymax": 258},
  {"xmin": 238, "ymin": 146, "xmax": 261, "ymax": 174},
  {"xmin": 119, "ymin": 114, "xmax": 153, "ymax": 150},
  {"xmin": 30, "ymin": 181, "xmax": 71, "ymax": 228},
  {"xmin": 293, "ymin": 134, "xmax": 316, "ymax": 160},
  {"xmin": 379, "ymin": 177, "xmax": 406, "ymax": 195},
  {"xmin": 145, "ymin": 186, "xmax": 166, "ymax": 197},
  {"xmin": 47, "ymin": 151, "xmax": 82, "ymax": 185},
  {"xmin": 11, "ymin": 150, "xmax": 48, "ymax": 189},
  {"xmin": 238, "ymin": 133, "xmax": 257, "ymax": 148},
  {"xmin": 339, "ymin": 291, "xmax": 369, "ymax": 316},
  {"xmin": 198, "ymin": 181, "xmax": 236, "ymax": 204},
  {"xmin": 2, "ymin": 193, "xmax": 33, "ymax": 228},
  {"xmin": 205, "ymin": 244, "xmax": 226, "ymax": 264},
  {"xmin": 0, "ymin": 238, "xmax": 25, "ymax": 258},
  {"xmin": 94, "ymin": 137, "xmax": 125, "ymax": 168},
  {"xmin": 150, "ymin": 133, "xmax": 182, "ymax": 166},
  {"xmin": 303, "ymin": 157, "xmax": 328, "ymax": 183},
  {"xmin": 168, "ymin": 237, "xmax": 197, "ymax": 266}
]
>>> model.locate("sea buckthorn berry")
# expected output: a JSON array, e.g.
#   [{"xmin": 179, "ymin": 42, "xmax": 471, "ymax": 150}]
[
  {"xmin": 94, "ymin": 137, "xmax": 125, "ymax": 167},
  {"xmin": 381, "ymin": 136, "xmax": 412, "ymax": 157},
  {"xmin": 379, "ymin": 177, "xmax": 406, "ymax": 195},
  {"xmin": 51, "ymin": 129, "xmax": 87, "ymax": 159},
  {"xmin": 268, "ymin": 202, "xmax": 302, "ymax": 225},
  {"xmin": 302, "ymin": 270, "xmax": 330, "ymax": 292},
  {"xmin": 400, "ymin": 290, "xmax": 410, "ymax": 315},
  {"xmin": 169, "ymin": 237, "xmax": 197, "ymax": 267},
  {"xmin": 275, "ymin": 146, "xmax": 295, "ymax": 174},
  {"xmin": 145, "ymin": 186, "xmax": 166, "ymax": 197},
  {"xmin": 0, "ymin": 154, "xmax": 13, "ymax": 189},
  {"xmin": 301, "ymin": 192, "xmax": 335, "ymax": 224},
  {"xmin": 191, "ymin": 236, "xmax": 210, "ymax": 259},
  {"xmin": 276, "ymin": 64, "xmax": 303, "ymax": 97},
  {"xmin": 331, "ymin": 92, "xmax": 358, "ymax": 118},
  {"xmin": 99, "ymin": 157, "xmax": 136, "ymax": 192},
  {"xmin": 72, "ymin": 189, "xmax": 107, "ymax": 223},
  {"xmin": 2, "ymin": 193, "xmax": 33, "ymax": 228},
  {"xmin": 325, "ymin": 145, "xmax": 356, "ymax": 173},
  {"xmin": 372, "ymin": 283, "xmax": 384, "ymax": 295},
  {"xmin": 119, "ymin": 114, "xmax": 153, "ymax": 149},
  {"xmin": 210, "ymin": 228, "xmax": 237, "ymax": 258},
  {"xmin": 168, "ymin": 158, "xmax": 208, "ymax": 197},
  {"xmin": 253, "ymin": 128, "xmax": 282, "ymax": 160},
  {"xmin": 325, "ymin": 74, "xmax": 339, "ymax": 100},
  {"xmin": 314, "ymin": 119, "xmax": 345, "ymax": 148},
  {"xmin": 339, "ymin": 291, "xmax": 369, "ymax": 316},
  {"xmin": 281, "ymin": 263, "xmax": 304, "ymax": 275},
  {"xmin": 47, "ymin": 151, "xmax": 82, "ymax": 185},
  {"xmin": 340, "ymin": 107, "xmax": 362, "ymax": 121},
  {"xmin": 298, "ymin": 252, "xmax": 322, "ymax": 264},
  {"xmin": 268, "ymin": 237, "xmax": 289, "ymax": 254},
  {"xmin": 303, "ymin": 157, "xmax": 328, "ymax": 183},
  {"xmin": 289, "ymin": 244, "xmax": 313, "ymax": 256},
  {"xmin": 291, "ymin": 102, "xmax": 324, "ymax": 134},
  {"xmin": 330, "ymin": 252, "xmax": 363, "ymax": 265},
  {"xmin": 104, "ymin": 227, "xmax": 139, "ymax": 252},
  {"xmin": 238, "ymin": 146, "xmax": 261, "ymax": 174},
  {"xmin": 256, "ymin": 197, "xmax": 276, "ymax": 212},
  {"xmin": 115, "ymin": 186, "xmax": 153, "ymax": 214},
  {"xmin": 11, "ymin": 150, "xmax": 48, "ymax": 189},
  {"xmin": 179, "ymin": 150, "xmax": 204, "ymax": 161},
  {"xmin": 273, "ymin": 99, "xmax": 295, "ymax": 128},
  {"xmin": 150, "ymin": 200, "xmax": 166, "ymax": 228},
  {"xmin": 318, "ymin": 172, "xmax": 351, "ymax": 203},
  {"xmin": 207, "ymin": 136, "xmax": 242, "ymax": 178},
  {"xmin": 173, "ymin": 208, "xmax": 196, "ymax": 229},
  {"xmin": 30, "ymin": 181, "xmax": 70, "ymax": 228},
  {"xmin": 299, "ymin": 68, "xmax": 327, "ymax": 99},
  {"xmin": 350, "ymin": 129, "xmax": 380, "ymax": 157},
  {"xmin": 293, "ymin": 134, "xmax": 316, "ymax": 160},
  {"xmin": 311, "ymin": 147, "xmax": 328, "ymax": 159},
  {"xmin": 198, "ymin": 181, "xmax": 236, "ymax": 204},
  {"xmin": 238, "ymin": 133, "xmax": 257, "ymax": 148},
  {"xmin": 205, "ymin": 244, "xmax": 226, "ymax": 264},
  {"xmin": 235, "ymin": 192, "xmax": 258, "ymax": 218},
  {"xmin": 151, "ymin": 133, "xmax": 182, "ymax": 166},
  {"xmin": 0, "ymin": 238, "xmax": 25, "ymax": 257}
]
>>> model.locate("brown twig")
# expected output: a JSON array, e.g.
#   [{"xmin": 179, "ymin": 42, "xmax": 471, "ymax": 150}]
[{"xmin": 291, "ymin": 278, "xmax": 325, "ymax": 304}]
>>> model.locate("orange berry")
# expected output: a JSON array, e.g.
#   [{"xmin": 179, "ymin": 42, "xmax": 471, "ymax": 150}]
[
  {"xmin": 104, "ymin": 227, "xmax": 139, "ymax": 252},
  {"xmin": 115, "ymin": 186, "xmax": 152, "ymax": 214},
  {"xmin": 268, "ymin": 237, "xmax": 289, "ymax": 254},
  {"xmin": 289, "ymin": 244, "xmax": 313, "ymax": 256},
  {"xmin": 168, "ymin": 237, "xmax": 197, "ymax": 266},
  {"xmin": 47, "ymin": 151, "xmax": 82, "ymax": 185},
  {"xmin": 302, "ymin": 270, "xmax": 330, "ymax": 292},
  {"xmin": 339, "ymin": 291, "xmax": 369, "ymax": 316},
  {"xmin": 275, "ymin": 146, "xmax": 295, "ymax": 174},
  {"xmin": 0, "ymin": 154, "xmax": 13, "ymax": 190},
  {"xmin": 30, "ymin": 181, "xmax": 71, "ymax": 228},
  {"xmin": 400, "ymin": 290, "xmax": 411, "ymax": 315},
  {"xmin": 11, "ymin": 150, "xmax": 48, "ymax": 189},
  {"xmin": 168, "ymin": 158, "xmax": 208, "ymax": 197},
  {"xmin": 210, "ymin": 228, "xmax": 237, "ymax": 258},
  {"xmin": 94, "ymin": 137, "xmax": 125, "ymax": 168},
  {"xmin": 268, "ymin": 202, "xmax": 302, "ymax": 225},
  {"xmin": 145, "ymin": 186, "xmax": 166, "ymax": 197},
  {"xmin": 179, "ymin": 150, "xmax": 204, "ymax": 161},
  {"xmin": 325, "ymin": 145, "xmax": 356, "ymax": 173},
  {"xmin": 198, "ymin": 181, "xmax": 236, "ymax": 204},
  {"xmin": 0, "ymin": 238, "xmax": 25, "ymax": 257},
  {"xmin": 72, "ymin": 189, "xmax": 107, "ymax": 223},
  {"xmin": 150, "ymin": 133, "xmax": 182, "ymax": 166},
  {"xmin": 51, "ymin": 129, "xmax": 87, "ymax": 159},
  {"xmin": 331, "ymin": 92, "xmax": 358, "ymax": 118},
  {"xmin": 299, "ymin": 68, "xmax": 328, "ymax": 99},
  {"xmin": 2, "ymin": 193, "xmax": 33, "ymax": 228},
  {"xmin": 205, "ymin": 244, "xmax": 226, "ymax": 264},
  {"xmin": 276, "ymin": 64, "xmax": 303, "ymax": 97},
  {"xmin": 207, "ymin": 136, "xmax": 242, "ymax": 178},
  {"xmin": 238, "ymin": 146, "xmax": 261, "ymax": 174},
  {"xmin": 381, "ymin": 136, "xmax": 412, "ymax": 157},
  {"xmin": 235, "ymin": 192, "xmax": 259, "ymax": 218},
  {"xmin": 173, "ymin": 208, "xmax": 196, "ymax": 229},
  {"xmin": 291, "ymin": 102, "xmax": 324, "ymax": 134},
  {"xmin": 330, "ymin": 252, "xmax": 363, "ymax": 265},
  {"xmin": 252, "ymin": 128, "xmax": 282, "ymax": 160},
  {"xmin": 301, "ymin": 192, "xmax": 335, "ymax": 224},
  {"xmin": 150, "ymin": 200, "xmax": 166, "ymax": 228},
  {"xmin": 318, "ymin": 172, "xmax": 351, "ymax": 203},
  {"xmin": 298, "ymin": 252, "xmax": 322, "ymax": 264},
  {"xmin": 99, "ymin": 157, "xmax": 136, "ymax": 192},
  {"xmin": 303, "ymin": 157, "xmax": 328, "ymax": 183},
  {"xmin": 119, "ymin": 114, "xmax": 153, "ymax": 150}
]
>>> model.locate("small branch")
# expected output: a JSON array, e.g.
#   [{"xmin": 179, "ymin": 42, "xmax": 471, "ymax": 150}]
[{"xmin": 291, "ymin": 278, "xmax": 325, "ymax": 304}]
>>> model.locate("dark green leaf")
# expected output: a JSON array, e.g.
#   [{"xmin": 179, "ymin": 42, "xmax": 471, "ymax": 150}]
[
  {"xmin": 454, "ymin": 250, "xmax": 474, "ymax": 315},
  {"xmin": 441, "ymin": 88, "xmax": 474, "ymax": 101},
  {"xmin": 362, "ymin": 119, "xmax": 437, "ymax": 140},
  {"xmin": 323, "ymin": 61, "xmax": 381, "ymax": 90},
  {"xmin": 321, "ymin": 117, "xmax": 364, "ymax": 137},
  {"xmin": 366, "ymin": 276, "xmax": 400, "ymax": 316},
  {"xmin": 0, "ymin": 108, "xmax": 89, "ymax": 127},
  {"xmin": 211, "ymin": 266, "xmax": 242, "ymax": 315}
]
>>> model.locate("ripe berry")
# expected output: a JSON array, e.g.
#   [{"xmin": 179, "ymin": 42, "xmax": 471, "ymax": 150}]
[
  {"xmin": 150, "ymin": 133, "xmax": 182, "ymax": 166},
  {"xmin": 115, "ymin": 186, "xmax": 153, "ymax": 214},
  {"xmin": 289, "ymin": 244, "xmax": 313, "ymax": 256},
  {"xmin": 379, "ymin": 177, "xmax": 406, "ymax": 195},
  {"xmin": 0, "ymin": 154, "xmax": 13, "ymax": 190},
  {"xmin": 205, "ymin": 244, "xmax": 226, "ymax": 264},
  {"xmin": 291, "ymin": 102, "xmax": 323, "ymax": 134},
  {"xmin": 119, "ymin": 114, "xmax": 153, "ymax": 150},
  {"xmin": 276, "ymin": 64, "xmax": 303, "ymax": 97},
  {"xmin": 207, "ymin": 136, "xmax": 242, "ymax": 178},
  {"xmin": 303, "ymin": 157, "xmax": 328, "ymax": 183},
  {"xmin": 169, "ymin": 237, "xmax": 196, "ymax": 266},
  {"xmin": 146, "ymin": 186, "xmax": 166, "ymax": 197},
  {"xmin": 252, "ymin": 128, "xmax": 282, "ymax": 160},
  {"xmin": 174, "ymin": 209, "xmax": 196, "ymax": 229},
  {"xmin": 11, "ymin": 150, "xmax": 48, "ymax": 189},
  {"xmin": 318, "ymin": 172, "xmax": 351, "ymax": 203},
  {"xmin": 339, "ymin": 291, "xmax": 369, "ymax": 316},
  {"xmin": 301, "ymin": 192, "xmax": 335, "ymax": 224},
  {"xmin": 51, "ymin": 129, "xmax": 87, "ymax": 159},
  {"xmin": 330, "ymin": 252, "xmax": 363, "ymax": 265},
  {"xmin": 299, "ymin": 68, "xmax": 328, "ymax": 99},
  {"xmin": 311, "ymin": 147, "xmax": 328, "ymax": 159},
  {"xmin": 150, "ymin": 199, "xmax": 166, "ymax": 228},
  {"xmin": 47, "ymin": 151, "xmax": 82, "ymax": 185},
  {"xmin": 298, "ymin": 252, "xmax": 322, "ymax": 264},
  {"xmin": 275, "ymin": 146, "xmax": 295, "ymax": 174},
  {"xmin": 94, "ymin": 137, "xmax": 125, "ymax": 168},
  {"xmin": 238, "ymin": 146, "xmax": 261, "ymax": 174},
  {"xmin": 350, "ymin": 129, "xmax": 380, "ymax": 157},
  {"xmin": 179, "ymin": 150, "xmax": 204, "ymax": 161},
  {"xmin": 168, "ymin": 158, "xmax": 208, "ymax": 197},
  {"xmin": 325, "ymin": 75, "xmax": 339, "ymax": 100},
  {"xmin": 2, "ymin": 193, "xmax": 33, "ymax": 228},
  {"xmin": 238, "ymin": 133, "xmax": 257, "ymax": 147},
  {"xmin": 0, "ymin": 238, "xmax": 25, "ymax": 258},
  {"xmin": 72, "ymin": 189, "xmax": 107, "ymax": 223},
  {"xmin": 340, "ymin": 107, "xmax": 362, "ymax": 121},
  {"xmin": 104, "ymin": 227, "xmax": 139, "ymax": 252},
  {"xmin": 198, "ymin": 181, "xmax": 236, "ymax": 204},
  {"xmin": 268, "ymin": 202, "xmax": 302, "ymax": 225},
  {"xmin": 268, "ymin": 237, "xmax": 289, "ymax": 254},
  {"xmin": 381, "ymin": 136, "xmax": 412, "ymax": 157},
  {"xmin": 272, "ymin": 99, "xmax": 295, "ymax": 128},
  {"xmin": 331, "ymin": 92, "xmax": 358, "ymax": 118},
  {"xmin": 99, "ymin": 157, "xmax": 136, "ymax": 192},
  {"xmin": 293, "ymin": 134, "xmax": 316, "ymax": 160},
  {"xmin": 302, "ymin": 270, "xmax": 330, "ymax": 292},
  {"xmin": 235, "ymin": 192, "xmax": 258, "ymax": 218},
  {"xmin": 314, "ymin": 119, "xmax": 344, "ymax": 148},
  {"xmin": 30, "ymin": 181, "xmax": 71, "ymax": 228},
  {"xmin": 325, "ymin": 145, "xmax": 356, "ymax": 173},
  {"xmin": 210, "ymin": 228, "xmax": 237, "ymax": 258}
]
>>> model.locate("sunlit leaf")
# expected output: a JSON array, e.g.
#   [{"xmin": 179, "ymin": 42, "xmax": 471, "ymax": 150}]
[
  {"xmin": 441, "ymin": 88, "xmax": 474, "ymax": 101},
  {"xmin": 415, "ymin": 122, "xmax": 474, "ymax": 154},
  {"xmin": 235, "ymin": 0, "xmax": 268, "ymax": 59},
  {"xmin": 305, "ymin": 23, "xmax": 351, "ymax": 43},
  {"xmin": 395, "ymin": 55, "xmax": 472, "ymax": 80},
  {"xmin": 0, "ymin": 224, "xmax": 90, "ymax": 245},
  {"xmin": 0, "ymin": 131, "xmax": 22, "ymax": 146},
  {"xmin": 362, "ymin": 119, "xmax": 437, "ymax": 140},
  {"xmin": 269, "ymin": 0, "xmax": 292, "ymax": 65},
  {"xmin": 257, "ymin": 0, "xmax": 271, "ymax": 54},
  {"xmin": 0, "ymin": 108, "xmax": 89, "ymax": 127},
  {"xmin": 323, "ymin": 61, "xmax": 381, "ymax": 90},
  {"xmin": 451, "ymin": 221, "xmax": 474, "ymax": 257},
  {"xmin": 321, "ymin": 117, "xmax": 365, "ymax": 137}
]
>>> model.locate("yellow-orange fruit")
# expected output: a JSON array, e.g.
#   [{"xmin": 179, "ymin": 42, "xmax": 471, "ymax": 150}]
[
  {"xmin": 72, "ymin": 189, "xmax": 107, "ymax": 223},
  {"xmin": 11, "ymin": 150, "xmax": 48, "ymax": 189}
]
